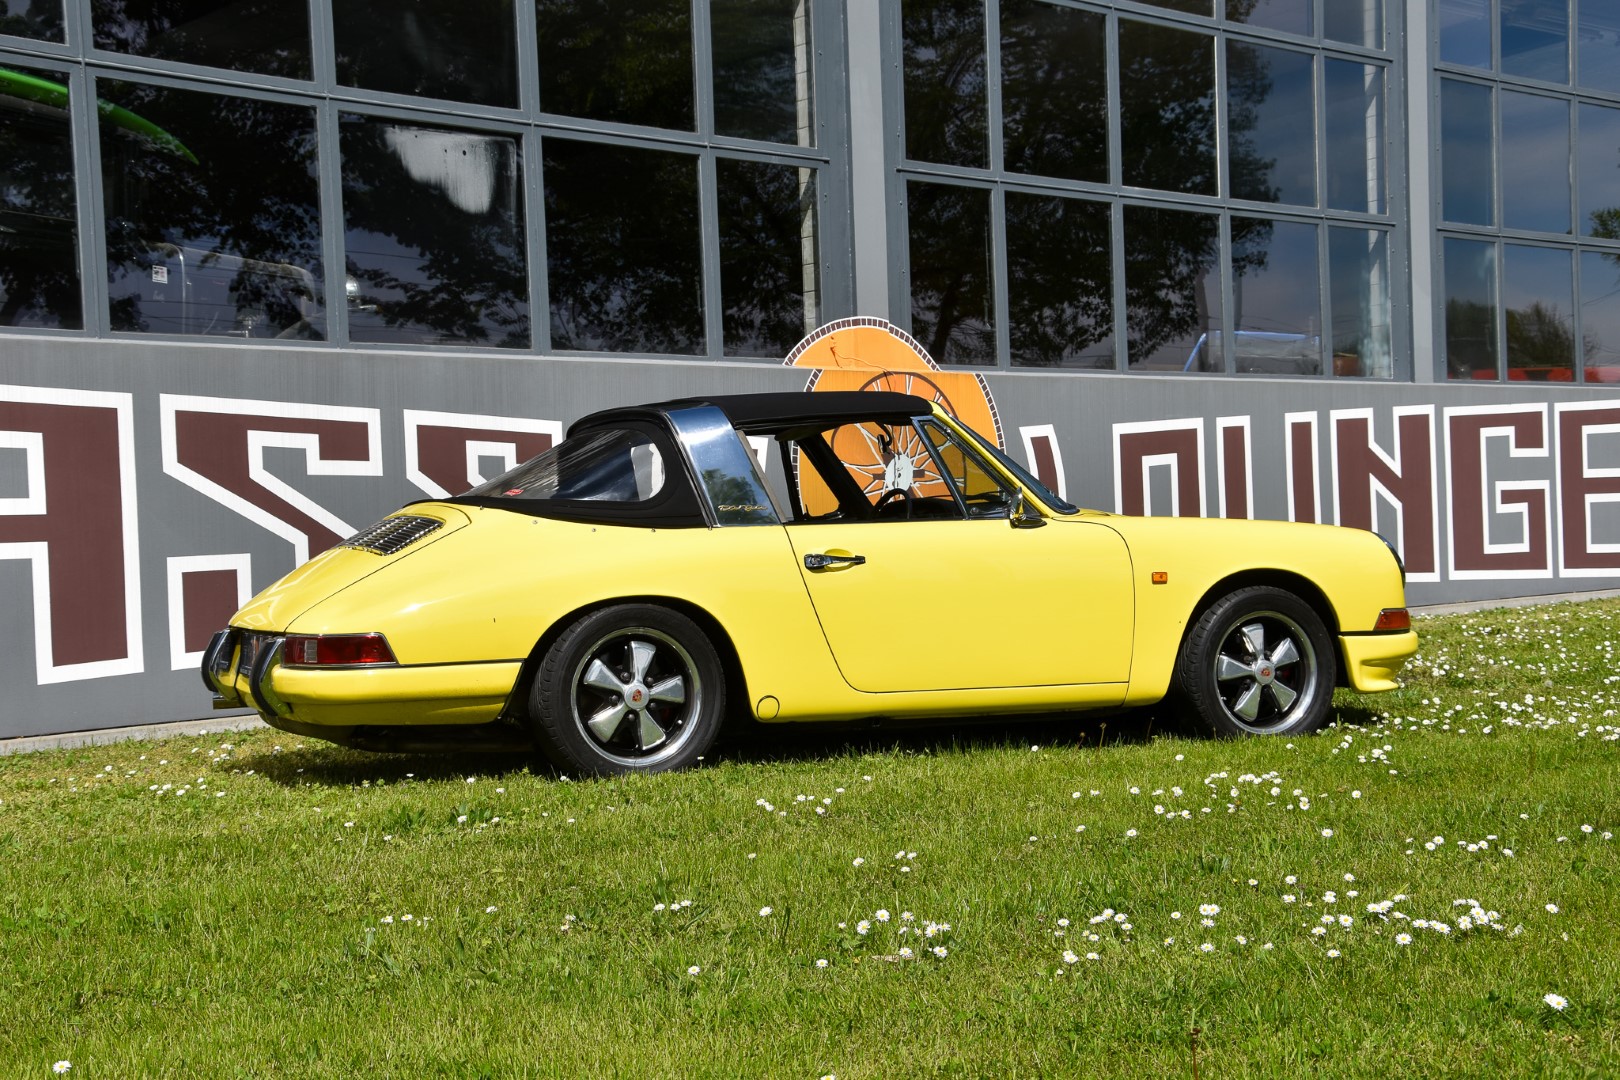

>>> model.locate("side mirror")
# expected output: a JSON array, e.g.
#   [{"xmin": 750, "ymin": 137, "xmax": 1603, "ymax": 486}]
[{"xmin": 1010, "ymin": 491, "xmax": 1045, "ymax": 529}]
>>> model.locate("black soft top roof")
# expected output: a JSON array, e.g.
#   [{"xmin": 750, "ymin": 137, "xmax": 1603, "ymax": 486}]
[{"xmin": 569, "ymin": 391, "xmax": 933, "ymax": 437}]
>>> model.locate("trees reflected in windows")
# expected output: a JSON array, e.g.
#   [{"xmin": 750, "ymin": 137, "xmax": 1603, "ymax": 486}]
[
  {"xmin": 1125, "ymin": 205, "xmax": 1221, "ymax": 371},
  {"xmin": 0, "ymin": 0, "xmax": 63, "ymax": 40},
  {"xmin": 1228, "ymin": 41, "xmax": 1315, "ymax": 206},
  {"xmin": 717, "ymin": 159, "xmax": 819, "ymax": 357},
  {"xmin": 91, "ymin": 0, "xmax": 311, "ymax": 79},
  {"xmin": 1120, "ymin": 20, "xmax": 1216, "ymax": 197},
  {"xmin": 98, "ymin": 80, "xmax": 323, "ymax": 339},
  {"xmin": 1580, "ymin": 250, "xmax": 1620, "ymax": 378},
  {"xmin": 1231, "ymin": 215, "xmax": 1320, "ymax": 375},
  {"xmin": 1444, "ymin": 237, "xmax": 1498, "ymax": 379},
  {"xmin": 1504, "ymin": 244, "xmax": 1575, "ymax": 377},
  {"xmin": 907, "ymin": 180, "xmax": 994, "ymax": 365},
  {"xmin": 537, "ymin": 0, "xmax": 693, "ymax": 131},
  {"xmin": 712, "ymin": 0, "xmax": 814, "ymax": 146},
  {"xmin": 1000, "ymin": 0, "xmax": 1106, "ymax": 184},
  {"xmin": 0, "ymin": 63, "xmax": 80, "ymax": 328},
  {"xmin": 334, "ymin": 0, "xmax": 517, "ymax": 108},
  {"xmin": 543, "ymin": 139, "xmax": 702, "ymax": 354},
  {"xmin": 901, "ymin": 0, "xmax": 987, "ymax": 168},
  {"xmin": 340, "ymin": 116, "xmax": 528, "ymax": 348},
  {"xmin": 1006, "ymin": 191, "xmax": 1112, "ymax": 369}
]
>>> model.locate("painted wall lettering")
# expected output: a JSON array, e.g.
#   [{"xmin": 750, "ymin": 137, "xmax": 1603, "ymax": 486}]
[
  {"xmin": 403, "ymin": 410, "xmax": 561, "ymax": 500},
  {"xmin": 1556, "ymin": 401, "xmax": 1620, "ymax": 577},
  {"xmin": 1331, "ymin": 407, "xmax": 1439, "ymax": 581},
  {"xmin": 1215, "ymin": 416, "xmax": 1252, "ymax": 519},
  {"xmin": 1113, "ymin": 419, "xmax": 1204, "ymax": 517},
  {"xmin": 160, "ymin": 396, "xmax": 383, "ymax": 566},
  {"xmin": 1444, "ymin": 404, "xmax": 1551, "ymax": 580},
  {"xmin": 0, "ymin": 385, "xmax": 143, "ymax": 683},
  {"xmin": 1019, "ymin": 424, "xmax": 1067, "ymax": 499}
]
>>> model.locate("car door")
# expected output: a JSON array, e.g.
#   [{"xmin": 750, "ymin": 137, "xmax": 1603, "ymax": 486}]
[{"xmin": 783, "ymin": 418, "xmax": 1134, "ymax": 693}]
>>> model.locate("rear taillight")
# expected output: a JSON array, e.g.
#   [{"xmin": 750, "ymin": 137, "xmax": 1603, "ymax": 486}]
[
  {"xmin": 282, "ymin": 633, "xmax": 397, "ymax": 667},
  {"xmin": 1373, "ymin": 608, "xmax": 1411, "ymax": 632}
]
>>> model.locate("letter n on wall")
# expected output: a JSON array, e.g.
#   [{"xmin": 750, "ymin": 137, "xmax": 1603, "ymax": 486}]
[{"xmin": 1331, "ymin": 406, "xmax": 1439, "ymax": 581}]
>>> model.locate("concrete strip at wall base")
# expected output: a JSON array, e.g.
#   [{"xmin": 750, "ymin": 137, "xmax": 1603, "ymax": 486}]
[{"xmin": 7, "ymin": 586, "xmax": 1620, "ymax": 757}]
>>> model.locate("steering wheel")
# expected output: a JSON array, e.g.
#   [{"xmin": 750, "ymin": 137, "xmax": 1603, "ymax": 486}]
[{"xmin": 874, "ymin": 487, "xmax": 912, "ymax": 519}]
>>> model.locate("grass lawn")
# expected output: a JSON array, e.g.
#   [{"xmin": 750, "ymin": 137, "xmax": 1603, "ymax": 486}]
[{"xmin": 2, "ymin": 600, "xmax": 1617, "ymax": 1078}]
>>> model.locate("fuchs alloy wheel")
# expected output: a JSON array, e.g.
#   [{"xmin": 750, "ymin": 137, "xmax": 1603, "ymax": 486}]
[
  {"xmin": 1174, "ymin": 586, "xmax": 1336, "ymax": 738},
  {"xmin": 531, "ymin": 604, "xmax": 725, "ymax": 775}
]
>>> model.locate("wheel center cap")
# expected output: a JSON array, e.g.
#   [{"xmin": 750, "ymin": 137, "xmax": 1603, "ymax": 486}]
[
  {"xmin": 1256, "ymin": 664, "xmax": 1274, "ymax": 683},
  {"xmin": 626, "ymin": 684, "xmax": 647, "ymax": 707}
]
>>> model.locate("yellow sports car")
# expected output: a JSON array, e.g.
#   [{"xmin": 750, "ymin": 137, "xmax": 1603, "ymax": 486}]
[{"xmin": 202, "ymin": 392, "xmax": 1417, "ymax": 775}]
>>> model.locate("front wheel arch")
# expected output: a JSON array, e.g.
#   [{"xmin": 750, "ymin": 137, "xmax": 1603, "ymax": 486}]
[{"xmin": 1178, "ymin": 570, "xmax": 1346, "ymax": 687}]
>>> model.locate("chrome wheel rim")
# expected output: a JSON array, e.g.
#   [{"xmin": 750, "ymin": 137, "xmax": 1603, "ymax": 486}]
[
  {"xmin": 1211, "ymin": 610, "xmax": 1319, "ymax": 733},
  {"xmin": 569, "ymin": 626, "xmax": 704, "ymax": 766}
]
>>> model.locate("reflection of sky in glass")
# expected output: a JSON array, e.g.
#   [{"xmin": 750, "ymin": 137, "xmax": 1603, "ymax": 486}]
[
  {"xmin": 1228, "ymin": 42, "xmax": 1315, "ymax": 207},
  {"xmin": 1324, "ymin": 60, "xmax": 1385, "ymax": 213},
  {"xmin": 1501, "ymin": 92, "xmax": 1570, "ymax": 233},
  {"xmin": 1504, "ymin": 244, "xmax": 1574, "ymax": 371},
  {"xmin": 1324, "ymin": 0, "xmax": 1382, "ymax": 48},
  {"xmin": 1439, "ymin": 0, "xmax": 1491, "ymax": 68},
  {"xmin": 1578, "ymin": 1, "xmax": 1620, "ymax": 93},
  {"xmin": 1231, "ymin": 216, "xmax": 1319, "ymax": 344},
  {"xmin": 1328, "ymin": 226, "xmax": 1392, "ymax": 378},
  {"xmin": 1444, "ymin": 237, "xmax": 1497, "ymax": 378},
  {"xmin": 1227, "ymin": 0, "xmax": 1309, "ymax": 36},
  {"xmin": 1578, "ymin": 103, "xmax": 1620, "ymax": 237},
  {"xmin": 1501, "ymin": 0, "xmax": 1568, "ymax": 83},
  {"xmin": 1441, "ymin": 79, "xmax": 1494, "ymax": 226},
  {"xmin": 1580, "ymin": 250, "xmax": 1620, "ymax": 371}
]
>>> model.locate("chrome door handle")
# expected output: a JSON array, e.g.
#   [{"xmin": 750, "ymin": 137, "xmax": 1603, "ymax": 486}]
[{"xmin": 804, "ymin": 553, "xmax": 866, "ymax": 570}]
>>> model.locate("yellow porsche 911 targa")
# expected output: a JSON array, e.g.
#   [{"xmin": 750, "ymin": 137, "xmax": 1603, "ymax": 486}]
[{"xmin": 202, "ymin": 392, "xmax": 1417, "ymax": 775}]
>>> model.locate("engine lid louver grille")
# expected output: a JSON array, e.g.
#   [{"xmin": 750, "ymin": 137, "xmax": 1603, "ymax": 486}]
[{"xmin": 341, "ymin": 515, "xmax": 444, "ymax": 555}]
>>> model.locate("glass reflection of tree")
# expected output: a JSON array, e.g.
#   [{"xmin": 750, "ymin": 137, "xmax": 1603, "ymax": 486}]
[
  {"xmin": 341, "ymin": 121, "xmax": 529, "ymax": 347},
  {"xmin": 717, "ymin": 160, "xmax": 817, "ymax": 357},
  {"xmin": 537, "ymin": 0, "xmax": 693, "ymax": 130},
  {"xmin": 91, "ymin": 0, "xmax": 311, "ymax": 78},
  {"xmin": 1445, "ymin": 298, "xmax": 1496, "ymax": 378},
  {"xmin": 543, "ymin": 141, "xmax": 704, "ymax": 355},
  {"xmin": 711, "ymin": 0, "xmax": 811, "ymax": 146},
  {"xmin": 1007, "ymin": 193, "xmax": 1110, "ymax": 367},
  {"xmin": 1507, "ymin": 301, "xmax": 1582, "ymax": 372},
  {"xmin": 908, "ymin": 182, "xmax": 995, "ymax": 364},
  {"xmin": 0, "ymin": 74, "xmax": 80, "ymax": 327},
  {"xmin": 902, "ymin": 0, "xmax": 987, "ymax": 167},
  {"xmin": 0, "ymin": 1, "xmax": 63, "ymax": 40},
  {"xmin": 99, "ymin": 83, "xmax": 323, "ymax": 336}
]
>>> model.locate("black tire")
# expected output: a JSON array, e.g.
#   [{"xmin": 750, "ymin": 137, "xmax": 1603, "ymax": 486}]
[
  {"xmin": 530, "ymin": 604, "xmax": 725, "ymax": 775},
  {"xmin": 1173, "ymin": 586, "xmax": 1336, "ymax": 738}
]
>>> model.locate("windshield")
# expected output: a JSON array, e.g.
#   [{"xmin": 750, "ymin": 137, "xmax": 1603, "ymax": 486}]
[
  {"xmin": 466, "ymin": 427, "xmax": 666, "ymax": 503},
  {"xmin": 961, "ymin": 425, "xmax": 1078, "ymax": 515}
]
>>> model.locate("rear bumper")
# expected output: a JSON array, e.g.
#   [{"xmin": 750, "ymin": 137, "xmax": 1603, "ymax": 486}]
[
  {"xmin": 201, "ymin": 628, "xmax": 520, "ymax": 728},
  {"xmin": 1339, "ymin": 630, "xmax": 1419, "ymax": 693}
]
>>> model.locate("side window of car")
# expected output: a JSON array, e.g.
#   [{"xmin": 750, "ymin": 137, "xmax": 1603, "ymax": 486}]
[{"xmin": 917, "ymin": 420, "xmax": 1016, "ymax": 518}]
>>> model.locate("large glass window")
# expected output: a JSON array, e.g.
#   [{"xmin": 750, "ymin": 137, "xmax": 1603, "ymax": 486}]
[
  {"xmin": 1228, "ymin": 0, "xmax": 1310, "ymax": 37},
  {"xmin": 1578, "ymin": 0, "xmax": 1620, "ymax": 94},
  {"xmin": 0, "ymin": 62, "xmax": 80, "ymax": 328},
  {"xmin": 1579, "ymin": 103, "xmax": 1620, "ymax": 239},
  {"xmin": 716, "ymin": 158, "xmax": 820, "ymax": 357},
  {"xmin": 98, "ymin": 80, "xmax": 323, "ymax": 339},
  {"xmin": 0, "ymin": 0, "xmax": 63, "ymax": 41},
  {"xmin": 1323, "ymin": 0, "xmax": 1382, "ymax": 48},
  {"xmin": 1501, "ymin": 92, "xmax": 1570, "ymax": 233},
  {"xmin": 542, "ymin": 138, "xmax": 702, "ymax": 354},
  {"xmin": 91, "ymin": 0, "xmax": 312, "ymax": 79},
  {"xmin": 1006, "ymin": 191, "xmax": 1112, "ymax": 369},
  {"xmin": 1328, "ymin": 226, "xmax": 1392, "ymax": 378},
  {"xmin": 1125, "ymin": 204, "xmax": 1221, "ymax": 371},
  {"xmin": 1324, "ymin": 59, "xmax": 1386, "ymax": 213},
  {"xmin": 711, "ymin": 0, "xmax": 814, "ymax": 146},
  {"xmin": 1119, "ymin": 19, "xmax": 1216, "ymax": 197},
  {"xmin": 1504, "ymin": 243, "xmax": 1575, "ymax": 377},
  {"xmin": 907, "ymin": 180, "xmax": 994, "ymax": 365},
  {"xmin": 1000, "ymin": 0, "xmax": 1106, "ymax": 184},
  {"xmin": 1227, "ymin": 41, "xmax": 1315, "ymax": 207},
  {"xmin": 1444, "ymin": 236, "xmax": 1499, "ymax": 379},
  {"xmin": 339, "ymin": 115, "xmax": 528, "ymax": 348},
  {"xmin": 1441, "ymin": 78, "xmax": 1494, "ymax": 226},
  {"xmin": 1440, "ymin": 0, "xmax": 1491, "ymax": 69},
  {"xmin": 333, "ymin": 0, "xmax": 517, "ymax": 108},
  {"xmin": 536, "ymin": 0, "xmax": 693, "ymax": 130},
  {"xmin": 1231, "ymin": 215, "xmax": 1320, "ymax": 374},
  {"xmin": 1580, "ymin": 249, "xmax": 1620, "ymax": 379},
  {"xmin": 901, "ymin": 0, "xmax": 987, "ymax": 168},
  {"xmin": 1501, "ymin": 0, "xmax": 1568, "ymax": 84}
]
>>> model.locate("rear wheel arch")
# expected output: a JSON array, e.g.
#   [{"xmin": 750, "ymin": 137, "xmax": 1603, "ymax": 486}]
[{"xmin": 503, "ymin": 596, "xmax": 751, "ymax": 726}]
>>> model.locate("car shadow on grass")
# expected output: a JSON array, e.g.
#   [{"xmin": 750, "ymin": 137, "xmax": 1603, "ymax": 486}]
[{"xmin": 230, "ymin": 708, "xmax": 1177, "ymax": 787}]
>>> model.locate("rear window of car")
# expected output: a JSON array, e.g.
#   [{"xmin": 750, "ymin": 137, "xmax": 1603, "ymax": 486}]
[{"xmin": 467, "ymin": 427, "xmax": 666, "ymax": 503}]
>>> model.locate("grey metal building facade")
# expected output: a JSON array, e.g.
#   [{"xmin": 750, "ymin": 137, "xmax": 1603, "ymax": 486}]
[{"xmin": 2, "ymin": 0, "xmax": 1619, "ymax": 737}]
